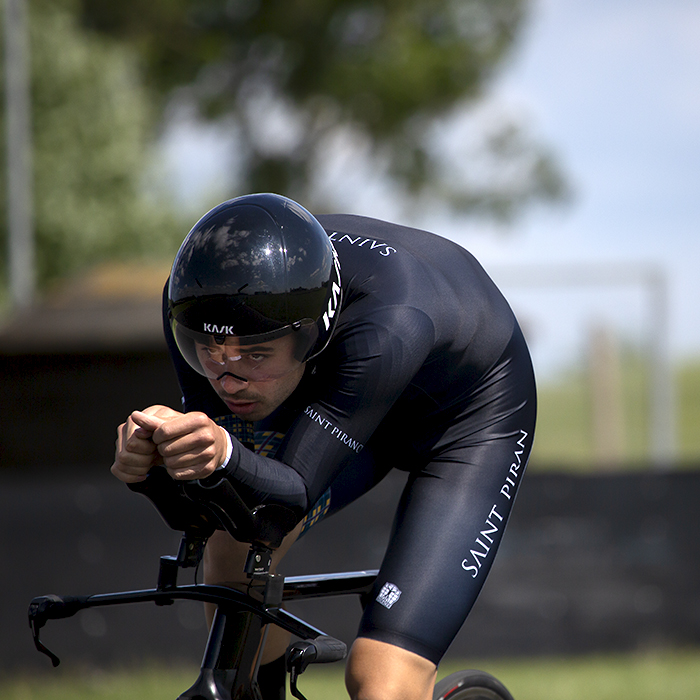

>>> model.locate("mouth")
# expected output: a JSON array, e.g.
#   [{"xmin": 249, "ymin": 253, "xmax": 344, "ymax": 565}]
[
  {"xmin": 216, "ymin": 370, "xmax": 248, "ymax": 383},
  {"xmin": 222, "ymin": 397, "xmax": 260, "ymax": 415}
]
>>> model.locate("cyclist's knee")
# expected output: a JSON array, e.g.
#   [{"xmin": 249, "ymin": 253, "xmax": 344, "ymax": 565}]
[
  {"xmin": 345, "ymin": 638, "xmax": 436, "ymax": 700},
  {"xmin": 204, "ymin": 530, "xmax": 252, "ymax": 587},
  {"xmin": 203, "ymin": 522, "xmax": 303, "ymax": 587}
]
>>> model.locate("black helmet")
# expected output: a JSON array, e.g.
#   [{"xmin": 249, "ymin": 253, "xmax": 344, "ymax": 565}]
[{"xmin": 168, "ymin": 193, "xmax": 342, "ymax": 380}]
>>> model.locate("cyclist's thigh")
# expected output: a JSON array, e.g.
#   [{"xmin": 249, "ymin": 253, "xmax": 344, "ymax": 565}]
[{"xmin": 358, "ymin": 361, "xmax": 536, "ymax": 663}]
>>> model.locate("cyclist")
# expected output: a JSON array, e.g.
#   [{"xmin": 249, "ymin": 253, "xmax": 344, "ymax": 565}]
[{"xmin": 111, "ymin": 193, "xmax": 536, "ymax": 700}]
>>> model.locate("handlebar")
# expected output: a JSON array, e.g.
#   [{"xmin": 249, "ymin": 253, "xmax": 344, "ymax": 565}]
[
  {"xmin": 27, "ymin": 466, "xmax": 354, "ymax": 699},
  {"xmin": 28, "ymin": 584, "xmax": 350, "ymax": 671},
  {"xmin": 127, "ymin": 466, "xmax": 298, "ymax": 549}
]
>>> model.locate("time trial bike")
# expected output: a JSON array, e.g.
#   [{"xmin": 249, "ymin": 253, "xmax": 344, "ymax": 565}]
[{"xmin": 28, "ymin": 466, "xmax": 514, "ymax": 700}]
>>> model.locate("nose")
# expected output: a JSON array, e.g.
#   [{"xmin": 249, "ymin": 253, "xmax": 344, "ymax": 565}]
[{"xmin": 218, "ymin": 371, "xmax": 249, "ymax": 393}]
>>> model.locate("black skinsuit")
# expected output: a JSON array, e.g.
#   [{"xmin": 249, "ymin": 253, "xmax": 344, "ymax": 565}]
[{"xmin": 164, "ymin": 214, "xmax": 537, "ymax": 663}]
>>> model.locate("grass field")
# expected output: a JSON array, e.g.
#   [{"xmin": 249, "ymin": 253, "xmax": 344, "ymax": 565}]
[{"xmin": 3, "ymin": 650, "xmax": 700, "ymax": 699}]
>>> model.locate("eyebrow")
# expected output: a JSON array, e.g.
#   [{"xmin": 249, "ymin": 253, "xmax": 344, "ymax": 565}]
[{"xmin": 240, "ymin": 344, "xmax": 275, "ymax": 353}]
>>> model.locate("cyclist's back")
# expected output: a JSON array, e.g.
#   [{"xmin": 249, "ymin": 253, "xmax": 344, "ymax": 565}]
[{"xmin": 316, "ymin": 212, "xmax": 521, "ymax": 448}]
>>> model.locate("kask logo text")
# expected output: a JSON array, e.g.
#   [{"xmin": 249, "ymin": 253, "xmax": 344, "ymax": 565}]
[
  {"xmin": 204, "ymin": 323, "xmax": 235, "ymax": 335},
  {"xmin": 322, "ymin": 245, "xmax": 342, "ymax": 331}
]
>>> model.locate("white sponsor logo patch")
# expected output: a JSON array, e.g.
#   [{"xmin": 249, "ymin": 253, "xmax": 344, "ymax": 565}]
[{"xmin": 376, "ymin": 582, "xmax": 402, "ymax": 610}]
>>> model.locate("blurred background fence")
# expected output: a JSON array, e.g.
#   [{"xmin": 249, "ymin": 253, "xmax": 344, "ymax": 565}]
[{"xmin": 2, "ymin": 454, "xmax": 699, "ymax": 671}]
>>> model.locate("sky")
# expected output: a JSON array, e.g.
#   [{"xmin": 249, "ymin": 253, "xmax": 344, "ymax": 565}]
[{"xmin": 162, "ymin": 0, "xmax": 700, "ymax": 380}]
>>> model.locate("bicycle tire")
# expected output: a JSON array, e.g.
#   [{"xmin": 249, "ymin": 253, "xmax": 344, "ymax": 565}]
[{"xmin": 433, "ymin": 670, "xmax": 515, "ymax": 700}]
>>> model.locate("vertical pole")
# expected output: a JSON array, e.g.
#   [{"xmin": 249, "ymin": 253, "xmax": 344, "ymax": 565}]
[
  {"xmin": 4, "ymin": 0, "xmax": 35, "ymax": 308},
  {"xmin": 589, "ymin": 324, "xmax": 625, "ymax": 469},
  {"xmin": 648, "ymin": 267, "xmax": 676, "ymax": 469}
]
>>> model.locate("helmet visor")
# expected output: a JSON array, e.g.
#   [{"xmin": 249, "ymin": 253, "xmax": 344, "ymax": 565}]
[{"xmin": 172, "ymin": 319, "xmax": 316, "ymax": 382}]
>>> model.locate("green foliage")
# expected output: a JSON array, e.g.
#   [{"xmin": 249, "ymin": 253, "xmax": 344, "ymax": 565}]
[
  {"xmin": 0, "ymin": 0, "xmax": 183, "ymax": 292},
  {"xmin": 2, "ymin": 0, "xmax": 567, "ymax": 295},
  {"xmin": 75, "ymin": 0, "xmax": 567, "ymax": 214},
  {"xmin": 530, "ymin": 367, "xmax": 594, "ymax": 468}
]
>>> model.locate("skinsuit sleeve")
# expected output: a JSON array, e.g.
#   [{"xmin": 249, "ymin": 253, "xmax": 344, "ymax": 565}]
[{"xmin": 273, "ymin": 303, "xmax": 436, "ymax": 508}]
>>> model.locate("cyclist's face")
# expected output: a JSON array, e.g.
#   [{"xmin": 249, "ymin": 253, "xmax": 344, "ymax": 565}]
[{"xmin": 196, "ymin": 334, "xmax": 305, "ymax": 421}]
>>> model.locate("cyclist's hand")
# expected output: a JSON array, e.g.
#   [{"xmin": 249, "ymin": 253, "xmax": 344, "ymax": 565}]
[
  {"xmin": 110, "ymin": 405, "xmax": 180, "ymax": 483},
  {"xmin": 131, "ymin": 410, "xmax": 229, "ymax": 481}
]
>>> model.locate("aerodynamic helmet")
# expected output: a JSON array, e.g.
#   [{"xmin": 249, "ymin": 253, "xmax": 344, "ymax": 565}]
[{"xmin": 168, "ymin": 193, "xmax": 342, "ymax": 382}]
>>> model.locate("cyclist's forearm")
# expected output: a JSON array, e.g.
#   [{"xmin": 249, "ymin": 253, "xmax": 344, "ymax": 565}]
[{"xmin": 224, "ymin": 434, "xmax": 309, "ymax": 513}]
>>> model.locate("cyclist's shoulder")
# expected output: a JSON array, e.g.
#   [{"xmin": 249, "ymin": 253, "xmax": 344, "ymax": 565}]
[
  {"xmin": 316, "ymin": 213, "xmax": 457, "ymax": 251},
  {"xmin": 316, "ymin": 214, "xmax": 484, "ymax": 291}
]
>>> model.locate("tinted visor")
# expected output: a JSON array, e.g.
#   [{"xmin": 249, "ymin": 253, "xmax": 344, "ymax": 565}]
[{"xmin": 172, "ymin": 319, "xmax": 316, "ymax": 382}]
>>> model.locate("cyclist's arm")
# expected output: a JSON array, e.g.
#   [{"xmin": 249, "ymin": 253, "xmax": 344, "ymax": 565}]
[{"xmin": 223, "ymin": 304, "xmax": 436, "ymax": 510}]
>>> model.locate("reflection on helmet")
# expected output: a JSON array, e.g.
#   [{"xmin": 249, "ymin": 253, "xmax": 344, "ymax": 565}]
[{"xmin": 168, "ymin": 193, "xmax": 342, "ymax": 377}]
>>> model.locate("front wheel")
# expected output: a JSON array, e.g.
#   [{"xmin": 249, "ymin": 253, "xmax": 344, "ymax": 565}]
[{"xmin": 433, "ymin": 670, "xmax": 515, "ymax": 700}]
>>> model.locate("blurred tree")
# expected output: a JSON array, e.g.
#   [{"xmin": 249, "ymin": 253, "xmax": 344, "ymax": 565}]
[
  {"xmin": 76, "ymin": 0, "xmax": 567, "ymax": 216},
  {"xmin": 0, "ymin": 0, "xmax": 181, "ymax": 293}
]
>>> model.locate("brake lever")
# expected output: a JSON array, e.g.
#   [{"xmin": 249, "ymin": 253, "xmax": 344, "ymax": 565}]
[
  {"xmin": 28, "ymin": 594, "xmax": 90, "ymax": 667},
  {"xmin": 28, "ymin": 596, "xmax": 65, "ymax": 667},
  {"xmin": 30, "ymin": 617, "xmax": 61, "ymax": 667},
  {"xmin": 287, "ymin": 636, "xmax": 347, "ymax": 700}
]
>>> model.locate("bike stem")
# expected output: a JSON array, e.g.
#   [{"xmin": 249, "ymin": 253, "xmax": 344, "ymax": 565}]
[{"xmin": 175, "ymin": 536, "xmax": 284, "ymax": 700}]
